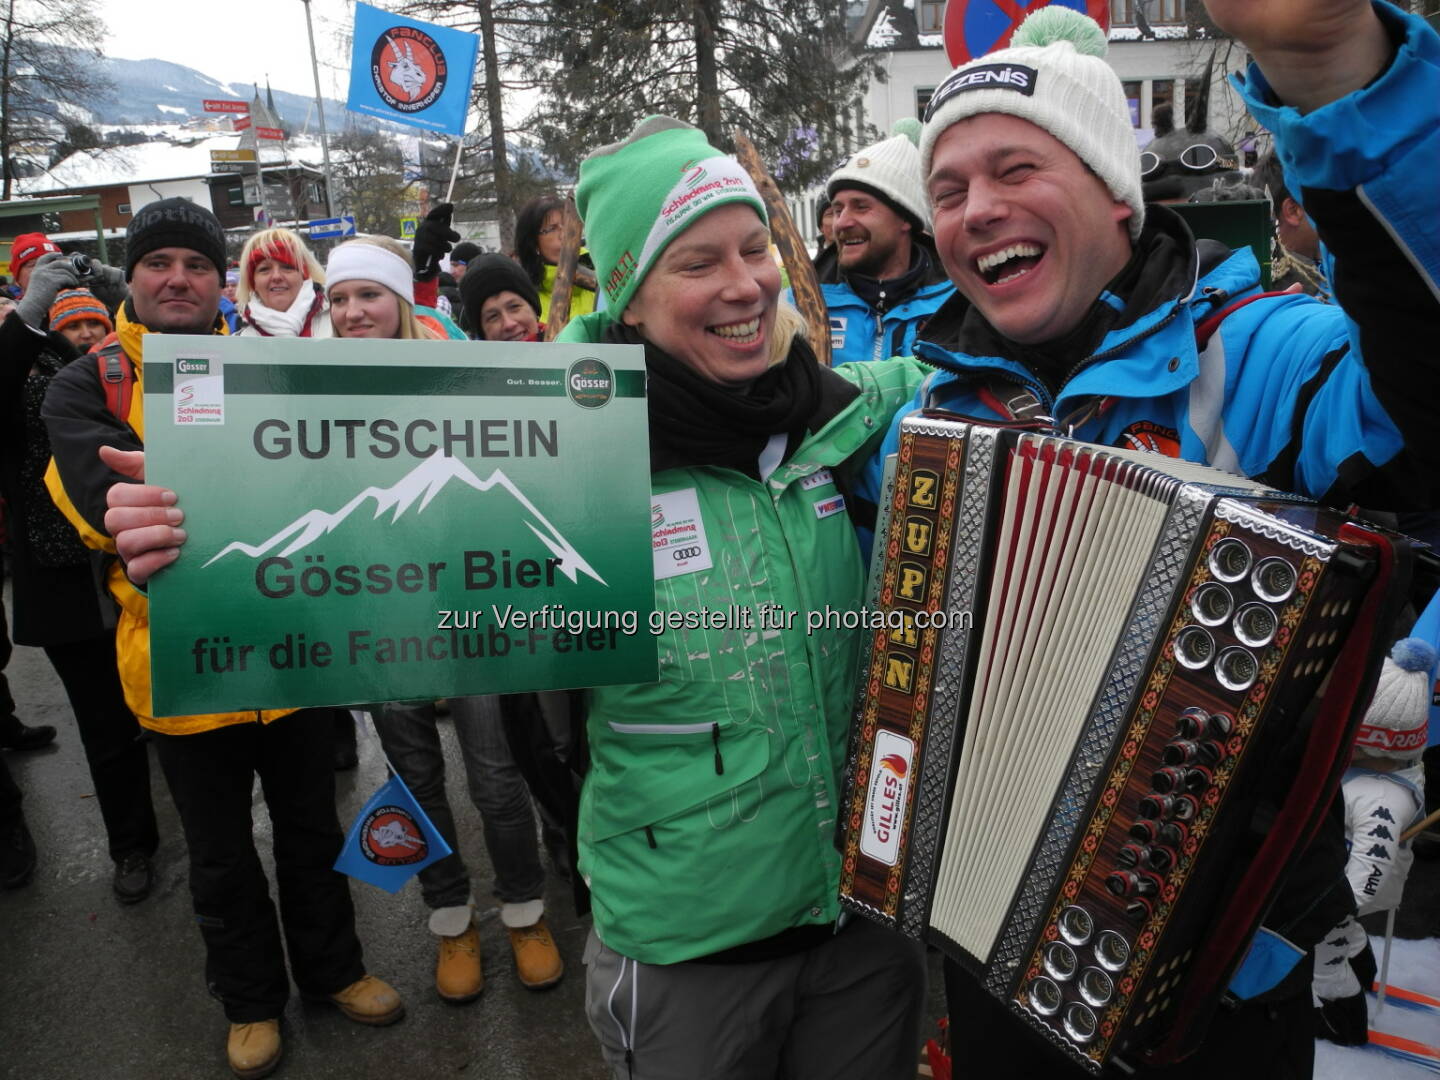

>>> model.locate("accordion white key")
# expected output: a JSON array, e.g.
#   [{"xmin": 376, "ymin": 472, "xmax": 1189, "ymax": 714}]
[{"xmin": 838, "ymin": 416, "xmax": 1412, "ymax": 1072}]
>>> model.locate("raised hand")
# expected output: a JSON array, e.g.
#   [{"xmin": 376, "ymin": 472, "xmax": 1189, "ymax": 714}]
[{"xmin": 1201, "ymin": 0, "xmax": 1390, "ymax": 112}]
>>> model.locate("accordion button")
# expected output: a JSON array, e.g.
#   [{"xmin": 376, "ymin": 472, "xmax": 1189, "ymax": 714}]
[
  {"xmin": 1145, "ymin": 846, "xmax": 1175, "ymax": 872},
  {"xmin": 1159, "ymin": 822, "xmax": 1188, "ymax": 849},
  {"xmin": 1185, "ymin": 766, "xmax": 1214, "ymax": 793},
  {"xmin": 1138, "ymin": 794, "xmax": 1172, "ymax": 820},
  {"xmin": 1170, "ymin": 795, "xmax": 1200, "ymax": 822},
  {"xmin": 1116, "ymin": 843, "xmax": 1144, "ymax": 869},
  {"xmin": 1125, "ymin": 899, "xmax": 1153, "ymax": 922},
  {"xmin": 1176, "ymin": 708, "xmax": 1208, "ymax": 739},
  {"xmin": 1151, "ymin": 766, "xmax": 1186, "ymax": 794},
  {"xmin": 1129, "ymin": 819, "xmax": 1158, "ymax": 843},
  {"xmin": 1199, "ymin": 740, "xmax": 1225, "ymax": 767},
  {"xmin": 1208, "ymin": 712, "xmax": 1235, "ymax": 739},
  {"xmin": 1162, "ymin": 740, "xmax": 1201, "ymax": 766},
  {"xmin": 1105, "ymin": 872, "xmax": 1136, "ymax": 897}
]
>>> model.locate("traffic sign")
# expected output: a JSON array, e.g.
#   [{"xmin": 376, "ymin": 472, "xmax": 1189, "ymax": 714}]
[
  {"xmin": 943, "ymin": 0, "xmax": 1109, "ymax": 67},
  {"xmin": 212, "ymin": 162, "xmax": 249, "ymax": 174},
  {"xmin": 234, "ymin": 116, "xmax": 252, "ymax": 131},
  {"xmin": 309, "ymin": 215, "xmax": 358, "ymax": 239},
  {"xmin": 399, "ymin": 217, "xmax": 418, "ymax": 240},
  {"xmin": 256, "ymin": 126, "xmax": 285, "ymax": 141},
  {"xmin": 211, "ymin": 148, "xmax": 258, "ymax": 163},
  {"xmin": 203, "ymin": 99, "xmax": 249, "ymax": 113}
]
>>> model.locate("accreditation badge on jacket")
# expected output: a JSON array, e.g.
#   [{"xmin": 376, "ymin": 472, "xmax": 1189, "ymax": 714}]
[{"xmin": 652, "ymin": 487, "xmax": 713, "ymax": 580}]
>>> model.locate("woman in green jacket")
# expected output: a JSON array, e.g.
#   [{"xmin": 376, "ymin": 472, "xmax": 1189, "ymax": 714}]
[{"xmin": 557, "ymin": 115, "xmax": 928, "ymax": 1080}]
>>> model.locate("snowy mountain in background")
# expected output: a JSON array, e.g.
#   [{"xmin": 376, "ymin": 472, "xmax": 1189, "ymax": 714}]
[{"xmin": 53, "ymin": 47, "xmax": 351, "ymax": 131}]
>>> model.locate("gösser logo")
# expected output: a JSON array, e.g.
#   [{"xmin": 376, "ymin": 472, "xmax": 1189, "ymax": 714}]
[
  {"xmin": 176, "ymin": 358, "xmax": 210, "ymax": 375},
  {"xmin": 671, "ymin": 546, "xmax": 702, "ymax": 560},
  {"xmin": 370, "ymin": 26, "xmax": 448, "ymax": 113},
  {"xmin": 567, "ymin": 357, "xmax": 614, "ymax": 409},
  {"xmin": 360, "ymin": 805, "xmax": 428, "ymax": 866}
]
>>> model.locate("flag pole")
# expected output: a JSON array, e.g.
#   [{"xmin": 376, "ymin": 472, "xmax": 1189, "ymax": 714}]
[{"xmin": 444, "ymin": 137, "xmax": 464, "ymax": 205}]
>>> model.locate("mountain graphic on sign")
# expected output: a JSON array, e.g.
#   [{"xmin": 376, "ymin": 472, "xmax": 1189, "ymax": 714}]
[{"xmin": 203, "ymin": 454, "xmax": 607, "ymax": 585}]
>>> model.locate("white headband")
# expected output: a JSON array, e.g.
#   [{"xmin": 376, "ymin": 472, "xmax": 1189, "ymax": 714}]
[{"xmin": 325, "ymin": 243, "xmax": 414, "ymax": 304}]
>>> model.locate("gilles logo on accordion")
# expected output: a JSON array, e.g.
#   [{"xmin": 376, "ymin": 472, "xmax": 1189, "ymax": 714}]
[{"xmin": 838, "ymin": 415, "xmax": 1414, "ymax": 1072}]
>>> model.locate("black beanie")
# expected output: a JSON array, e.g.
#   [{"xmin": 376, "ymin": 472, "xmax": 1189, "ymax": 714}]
[
  {"xmin": 459, "ymin": 253, "xmax": 542, "ymax": 331},
  {"xmin": 125, "ymin": 197, "xmax": 227, "ymax": 282},
  {"xmin": 451, "ymin": 241, "xmax": 482, "ymax": 265}
]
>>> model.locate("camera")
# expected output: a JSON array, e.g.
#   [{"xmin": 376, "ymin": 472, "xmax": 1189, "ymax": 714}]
[{"xmin": 67, "ymin": 252, "xmax": 95, "ymax": 279}]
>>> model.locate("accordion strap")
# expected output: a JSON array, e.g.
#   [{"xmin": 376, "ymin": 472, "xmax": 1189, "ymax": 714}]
[{"xmin": 1153, "ymin": 522, "xmax": 1410, "ymax": 1064}]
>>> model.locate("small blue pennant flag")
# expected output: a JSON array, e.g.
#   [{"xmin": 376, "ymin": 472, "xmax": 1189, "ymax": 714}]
[
  {"xmin": 334, "ymin": 772, "xmax": 451, "ymax": 893},
  {"xmin": 346, "ymin": 2, "xmax": 479, "ymax": 137}
]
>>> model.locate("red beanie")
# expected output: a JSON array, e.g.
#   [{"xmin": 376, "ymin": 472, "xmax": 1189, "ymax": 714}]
[{"xmin": 9, "ymin": 232, "xmax": 61, "ymax": 279}]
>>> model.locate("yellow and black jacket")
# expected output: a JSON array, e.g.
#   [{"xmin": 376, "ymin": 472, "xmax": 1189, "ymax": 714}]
[{"xmin": 42, "ymin": 302, "xmax": 295, "ymax": 735}]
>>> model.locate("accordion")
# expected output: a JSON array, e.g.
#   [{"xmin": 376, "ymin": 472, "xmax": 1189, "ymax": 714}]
[{"xmin": 838, "ymin": 416, "xmax": 1410, "ymax": 1073}]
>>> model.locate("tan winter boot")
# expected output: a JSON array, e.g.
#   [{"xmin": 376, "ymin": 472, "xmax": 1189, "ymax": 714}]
[
  {"xmin": 507, "ymin": 917, "xmax": 564, "ymax": 990},
  {"xmin": 226, "ymin": 1019, "xmax": 281, "ymax": 1079},
  {"xmin": 436, "ymin": 925, "xmax": 484, "ymax": 1003},
  {"xmin": 328, "ymin": 974, "xmax": 405, "ymax": 1026}
]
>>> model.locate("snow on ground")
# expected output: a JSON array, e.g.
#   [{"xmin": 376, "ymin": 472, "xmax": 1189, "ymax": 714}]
[
  {"xmin": 1316, "ymin": 937, "xmax": 1440, "ymax": 1079},
  {"xmin": 156, "ymin": 104, "xmax": 188, "ymax": 115}
]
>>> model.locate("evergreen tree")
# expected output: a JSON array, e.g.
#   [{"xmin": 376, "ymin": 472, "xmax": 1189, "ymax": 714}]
[
  {"xmin": 0, "ymin": 0, "xmax": 111, "ymax": 197},
  {"xmin": 521, "ymin": 0, "xmax": 874, "ymax": 191}
]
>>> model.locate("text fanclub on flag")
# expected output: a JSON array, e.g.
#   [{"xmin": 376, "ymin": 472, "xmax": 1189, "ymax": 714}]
[{"xmin": 345, "ymin": 1, "xmax": 479, "ymax": 137}]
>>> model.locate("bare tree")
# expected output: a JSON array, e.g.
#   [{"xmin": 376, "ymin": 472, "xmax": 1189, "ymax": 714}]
[
  {"xmin": 399, "ymin": 0, "xmax": 550, "ymax": 251},
  {"xmin": 0, "ymin": 0, "xmax": 110, "ymax": 198},
  {"xmin": 329, "ymin": 128, "xmax": 415, "ymax": 235}
]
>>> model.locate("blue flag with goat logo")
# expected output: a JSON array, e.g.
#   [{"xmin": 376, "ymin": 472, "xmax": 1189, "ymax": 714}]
[
  {"xmin": 335, "ymin": 771, "xmax": 451, "ymax": 893},
  {"xmin": 346, "ymin": 2, "xmax": 478, "ymax": 136}
]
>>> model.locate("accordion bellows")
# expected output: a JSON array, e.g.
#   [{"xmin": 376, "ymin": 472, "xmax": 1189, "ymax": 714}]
[{"xmin": 839, "ymin": 416, "xmax": 1406, "ymax": 1072}]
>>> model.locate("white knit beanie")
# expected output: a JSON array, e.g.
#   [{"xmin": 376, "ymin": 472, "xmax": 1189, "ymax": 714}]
[
  {"xmin": 1355, "ymin": 637, "xmax": 1436, "ymax": 760},
  {"xmin": 919, "ymin": 7, "xmax": 1144, "ymax": 242},
  {"xmin": 828, "ymin": 120, "xmax": 931, "ymax": 235}
]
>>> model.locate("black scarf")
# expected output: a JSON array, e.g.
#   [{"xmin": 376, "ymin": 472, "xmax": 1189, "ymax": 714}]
[
  {"xmin": 603, "ymin": 321, "xmax": 823, "ymax": 476},
  {"xmin": 842, "ymin": 244, "xmax": 933, "ymax": 316}
]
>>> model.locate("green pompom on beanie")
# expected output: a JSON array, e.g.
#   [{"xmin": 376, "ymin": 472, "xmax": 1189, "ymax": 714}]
[{"xmin": 575, "ymin": 116, "xmax": 768, "ymax": 326}]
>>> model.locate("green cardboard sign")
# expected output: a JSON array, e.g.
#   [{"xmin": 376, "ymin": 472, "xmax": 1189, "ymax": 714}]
[{"xmin": 144, "ymin": 336, "xmax": 657, "ymax": 717}]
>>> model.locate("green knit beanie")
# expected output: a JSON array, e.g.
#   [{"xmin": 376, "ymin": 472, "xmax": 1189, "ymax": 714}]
[{"xmin": 576, "ymin": 115, "xmax": 768, "ymax": 323}]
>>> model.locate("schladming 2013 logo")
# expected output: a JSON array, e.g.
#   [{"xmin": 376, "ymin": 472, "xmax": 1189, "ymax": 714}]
[
  {"xmin": 370, "ymin": 26, "xmax": 448, "ymax": 113},
  {"xmin": 360, "ymin": 805, "xmax": 429, "ymax": 865},
  {"xmin": 567, "ymin": 357, "xmax": 613, "ymax": 409}
]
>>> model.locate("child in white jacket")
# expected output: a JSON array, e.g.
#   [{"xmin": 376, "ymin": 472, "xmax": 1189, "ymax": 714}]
[{"xmin": 1312, "ymin": 637, "xmax": 1435, "ymax": 1044}]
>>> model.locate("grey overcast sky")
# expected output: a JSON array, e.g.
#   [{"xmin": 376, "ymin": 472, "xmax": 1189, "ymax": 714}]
[{"xmin": 97, "ymin": 0, "xmax": 359, "ymax": 102}]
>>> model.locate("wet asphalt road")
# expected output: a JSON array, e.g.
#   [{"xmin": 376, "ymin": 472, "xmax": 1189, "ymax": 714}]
[{"xmin": 0, "ymin": 631, "xmax": 611, "ymax": 1080}]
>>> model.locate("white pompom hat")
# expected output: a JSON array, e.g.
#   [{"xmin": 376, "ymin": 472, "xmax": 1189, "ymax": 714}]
[
  {"xmin": 919, "ymin": 6, "xmax": 1145, "ymax": 241},
  {"xmin": 1355, "ymin": 637, "xmax": 1436, "ymax": 759}
]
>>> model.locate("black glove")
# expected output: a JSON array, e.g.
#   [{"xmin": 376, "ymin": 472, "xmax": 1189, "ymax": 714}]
[
  {"xmin": 412, "ymin": 203, "xmax": 459, "ymax": 282},
  {"xmin": 1315, "ymin": 991, "xmax": 1369, "ymax": 1046},
  {"xmin": 16, "ymin": 252, "xmax": 79, "ymax": 328},
  {"xmin": 84, "ymin": 260, "xmax": 129, "ymax": 312}
]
